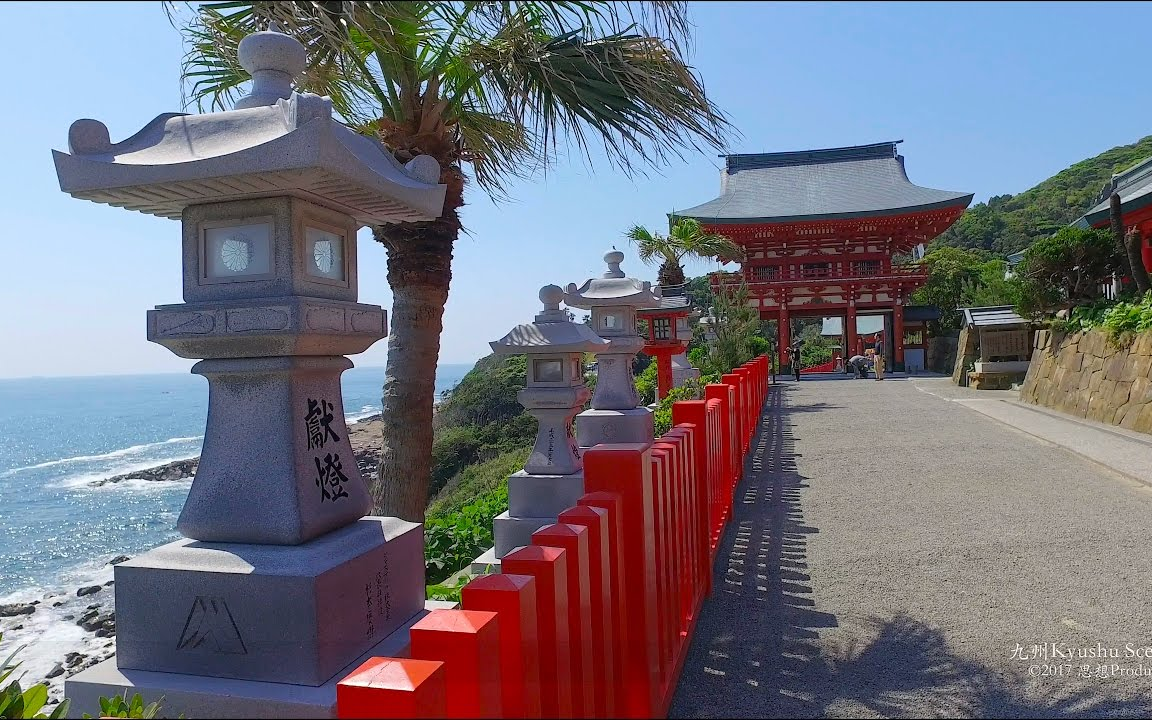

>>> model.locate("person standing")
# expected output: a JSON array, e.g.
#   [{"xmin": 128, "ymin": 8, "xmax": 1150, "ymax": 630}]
[
  {"xmin": 873, "ymin": 333, "xmax": 886, "ymax": 381},
  {"xmin": 790, "ymin": 339, "xmax": 803, "ymax": 381}
]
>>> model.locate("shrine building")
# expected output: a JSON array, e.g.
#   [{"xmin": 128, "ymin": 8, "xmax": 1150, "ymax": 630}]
[{"xmin": 675, "ymin": 141, "xmax": 973, "ymax": 373}]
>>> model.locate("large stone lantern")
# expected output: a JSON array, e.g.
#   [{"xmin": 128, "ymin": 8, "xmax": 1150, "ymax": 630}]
[
  {"xmin": 488, "ymin": 285, "xmax": 608, "ymax": 558},
  {"xmin": 53, "ymin": 27, "xmax": 446, "ymax": 717},
  {"xmin": 565, "ymin": 251, "xmax": 662, "ymax": 447}
]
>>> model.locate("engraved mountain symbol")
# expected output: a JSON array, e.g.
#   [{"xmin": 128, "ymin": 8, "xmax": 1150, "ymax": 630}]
[{"xmin": 177, "ymin": 596, "xmax": 247, "ymax": 654}]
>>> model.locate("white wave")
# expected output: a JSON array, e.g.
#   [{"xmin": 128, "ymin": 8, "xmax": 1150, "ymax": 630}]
[
  {"xmin": 347, "ymin": 405, "xmax": 380, "ymax": 424},
  {"xmin": 46, "ymin": 459, "xmax": 198, "ymax": 491},
  {"xmin": 2, "ymin": 436, "xmax": 204, "ymax": 477}
]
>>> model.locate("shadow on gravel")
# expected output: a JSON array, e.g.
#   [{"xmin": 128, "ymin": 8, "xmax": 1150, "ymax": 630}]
[{"xmin": 670, "ymin": 384, "xmax": 1152, "ymax": 719}]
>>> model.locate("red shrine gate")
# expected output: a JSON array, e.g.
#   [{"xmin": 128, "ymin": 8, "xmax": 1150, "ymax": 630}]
[{"xmin": 676, "ymin": 142, "xmax": 973, "ymax": 373}]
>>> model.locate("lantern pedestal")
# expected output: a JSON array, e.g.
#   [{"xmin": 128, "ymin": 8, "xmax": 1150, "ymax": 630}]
[
  {"xmin": 112, "ymin": 518, "xmax": 425, "ymax": 686},
  {"xmin": 492, "ymin": 470, "xmax": 586, "ymax": 558},
  {"xmin": 65, "ymin": 595, "xmax": 448, "ymax": 720},
  {"xmin": 575, "ymin": 407, "xmax": 655, "ymax": 448}
]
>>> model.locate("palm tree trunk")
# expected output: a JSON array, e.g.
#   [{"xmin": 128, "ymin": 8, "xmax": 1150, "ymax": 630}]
[
  {"xmin": 1126, "ymin": 227, "xmax": 1152, "ymax": 295},
  {"xmin": 658, "ymin": 259, "xmax": 686, "ymax": 286},
  {"xmin": 372, "ymin": 216, "xmax": 457, "ymax": 522},
  {"xmin": 1110, "ymin": 193, "xmax": 1135, "ymax": 286}
]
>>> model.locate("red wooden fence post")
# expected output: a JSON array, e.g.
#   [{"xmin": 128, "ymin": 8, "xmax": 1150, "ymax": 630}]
[
  {"xmin": 338, "ymin": 658, "xmax": 447, "ymax": 719},
  {"xmin": 409, "ymin": 610, "xmax": 502, "ymax": 719},
  {"xmin": 460, "ymin": 574, "xmax": 542, "ymax": 719},
  {"xmin": 581, "ymin": 444, "xmax": 659, "ymax": 717},
  {"xmin": 557, "ymin": 505, "xmax": 616, "ymax": 717},
  {"xmin": 670, "ymin": 403, "xmax": 711, "ymax": 600},
  {"xmin": 649, "ymin": 446, "xmax": 677, "ymax": 686},
  {"xmin": 501, "ymin": 545, "xmax": 573, "ymax": 719},
  {"xmin": 663, "ymin": 428, "xmax": 693, "ymax": 628},
  {"xmin": 577, "ymin": 492, "xmax": 628, "ymax": 713},
  {"xmin": 531, "ymin": 524, "xmax": 594, "ymax": 718}
]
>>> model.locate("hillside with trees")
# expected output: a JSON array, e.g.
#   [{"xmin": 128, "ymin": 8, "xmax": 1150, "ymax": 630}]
[{"xmin": 933, "ymin": 135, "xmax": 1152, "ymax": 257}]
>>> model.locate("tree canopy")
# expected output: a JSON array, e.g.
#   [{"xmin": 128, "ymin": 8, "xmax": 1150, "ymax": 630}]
[{"xmin": 933, "ymin": 135, "xmax": 1152, "ymax": 257}]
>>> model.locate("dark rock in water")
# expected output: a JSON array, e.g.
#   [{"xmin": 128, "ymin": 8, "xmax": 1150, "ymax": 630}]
[
  {"xmin": 45, "ymin": 663, "xmax": 64, "ymax": 679},
  {"xmin": 65, "ymin": 652, "xmax": 85, "ymax": 667},
  {"xmin": 10, "ymin": 624, "xmax": 23, "ymax": 631},
  {"xmin": 103, "ymin": 580, "xmax": 114, "ymax": 586},
  {"xmin": 0, "ymin": 603, "xmax": 35, "ymax": 617},
  {"xmin": 52, "ymin": 601, "xmax": 64, "ymax": 607},
  {"xmin": 92, "ymin": 459, "xmax": 198, "ymax": 487},
  {"xmin": 94, "ymin": 629, "xmax": 111, "ymax": 638},
  {"xmin": 86, "ymin": 604, "xmax": 100, "ymax": 610},
  {"xmin": 80, "ymin": 612, "xmax": 114, "ymax": 632},
  {"xmin": 30, "ymin": 600, "xmax": 40, "ymax": 606},
  {"xmin": 109, "ymin": 555, "xmax": 131, "ymax": 565},
  {"xmin": 76, "ymin": 586, "xmax": 102, "ymax": 597},
  {"xmin": 62, "ymin": 614, "xmax": 75, "ymax": 621}
]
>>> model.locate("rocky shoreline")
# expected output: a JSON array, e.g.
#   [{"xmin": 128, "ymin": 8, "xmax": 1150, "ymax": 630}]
[{"xmin": 0, "ymin": 415, "xmax": 386, "ymax": 701}]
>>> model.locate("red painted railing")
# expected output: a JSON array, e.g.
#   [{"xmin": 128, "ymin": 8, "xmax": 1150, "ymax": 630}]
[{"xmin": 337, "ymin": 355, "xmax": 771, "ymax": 719}]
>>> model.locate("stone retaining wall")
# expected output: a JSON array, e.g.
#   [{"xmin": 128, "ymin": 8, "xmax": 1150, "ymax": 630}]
[{"xmin": 1019, "ymin": 328, "xmax": 1152, "ymax": 434}]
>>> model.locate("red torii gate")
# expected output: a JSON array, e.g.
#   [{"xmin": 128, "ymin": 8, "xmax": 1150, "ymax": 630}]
[{"xmin": 674, "ymin": 141, "xmax": 973, "ymax": 373}]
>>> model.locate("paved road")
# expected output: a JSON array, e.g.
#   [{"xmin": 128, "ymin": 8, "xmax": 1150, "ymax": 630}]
[{"xmin": 670, "ymin": 376, "xmax": 1152, "ymax": 718}]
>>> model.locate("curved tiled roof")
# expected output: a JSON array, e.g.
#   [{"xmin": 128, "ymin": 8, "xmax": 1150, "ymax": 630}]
[
  {"xmin": 676, "ymin": 142, "xmax": 972, "ymax": 224},
  {"xmin": 1077, "ymin": 155, "xmax": 1152, "ymax": 228}
]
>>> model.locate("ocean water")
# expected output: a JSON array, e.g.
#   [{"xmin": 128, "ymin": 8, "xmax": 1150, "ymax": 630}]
[{"xmin": 0, "ymin": 363, "xmax": 473, "ymax": 603}]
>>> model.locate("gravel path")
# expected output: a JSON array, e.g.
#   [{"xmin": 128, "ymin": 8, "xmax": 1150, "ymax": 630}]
[{"xmin": 670, "ymin": 376, "xmax": 1152, "ymax": 718}]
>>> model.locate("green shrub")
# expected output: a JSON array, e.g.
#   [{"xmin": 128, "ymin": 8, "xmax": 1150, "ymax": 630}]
[
  {"xmin": 82, "ymin": 694, "xmax": 164, "ymax": 719},
  {"xmin": 427, "ymin": 447, "xmax": 529, "ymax": 517},
  {"xmin": 652, "ymin": 378, "xmax": 708, "ymax": 437},
  {"xmin": 424, "ymin": 484, "xmax": 509, "ymax": 584},
  {"xmin": 430, "ymin": 425, "xmax": 482, "ymax": 497},
  {"xmin": 635, "ymin": 362, "xmax": 658, "ymax": 406},
  {"xmin": 1, "ymin": 633, "xmax": 68, "ymax": 719}
]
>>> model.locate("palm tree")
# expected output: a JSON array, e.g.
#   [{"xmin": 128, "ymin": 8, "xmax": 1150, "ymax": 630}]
[
  {"xmin": 627, "ymin": 217, "xmax": 742, "ymax": 287},
  {"xmin": 173, "ymin": 1, "xmax": 732, "ymax": 522}
]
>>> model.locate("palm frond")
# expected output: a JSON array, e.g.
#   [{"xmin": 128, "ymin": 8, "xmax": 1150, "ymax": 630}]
[{"xmin": 173, "ymin": 1, "xmax": 734, "ymax": 199}]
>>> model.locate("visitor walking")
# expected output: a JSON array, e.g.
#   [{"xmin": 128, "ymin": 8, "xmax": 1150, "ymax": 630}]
[
  {"xmin": 790, "ymin": 340, "xmax": 803, "ymax": 381},
  {"xmin": 873, "ymin": 334, "xmax": 886, "ymax": 381}
]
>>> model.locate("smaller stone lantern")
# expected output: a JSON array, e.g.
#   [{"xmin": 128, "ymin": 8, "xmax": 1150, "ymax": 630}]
[
  {"xmin": 566, "ymin": 251, "xmax": 662, "ymax": 448},
  {"xmin": 487, "ymin": 285, "xmax": 609, "ymax": 559}
]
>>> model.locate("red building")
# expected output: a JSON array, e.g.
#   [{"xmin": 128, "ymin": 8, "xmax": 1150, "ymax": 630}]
[
  {"xmin": 1075, "ymin": 156, "xmax": 1152, "ymax": 274},
  {"xmin": 675, "ymin": 141, "xmax": 972, "ymax": 372}
]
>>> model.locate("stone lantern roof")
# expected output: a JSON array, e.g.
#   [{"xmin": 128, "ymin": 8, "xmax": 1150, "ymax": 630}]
[
  {"xmin": 52, "ymin": 27, "xmax": 446, "ymax": 226},
  {"xmin": 490, "ymin": 285, "xmax": 610, "ymax": 355},
  {"xmin": 564, "ymin": 251, "xmax": 663, "ymax": 309}
]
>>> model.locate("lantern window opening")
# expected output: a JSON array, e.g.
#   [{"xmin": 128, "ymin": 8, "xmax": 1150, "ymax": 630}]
[
  {"xmin": 653, "ymin": 317, "xmax": 672, "ymax": 340},
  {"xmin": 199, "ymin": 216, "xmax": 275, "ymax": 284},
  {"xmin": 533, "ymin": 358, "xmax": 565, "ymax": 383}
]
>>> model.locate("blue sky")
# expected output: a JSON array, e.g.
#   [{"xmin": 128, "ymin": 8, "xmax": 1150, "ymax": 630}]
[{"xmin": 4, "ymin": 1, "xmax": 1152, "ymax": 378}]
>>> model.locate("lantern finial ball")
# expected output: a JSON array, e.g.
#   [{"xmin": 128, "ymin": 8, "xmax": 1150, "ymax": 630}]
[
  {"xmin": 603, "ymin": 249, "xmax": 625, "ymax": 279},
  {"xmin": 539, "ymin": 284, "xmax": 564, "ymax": 311}
]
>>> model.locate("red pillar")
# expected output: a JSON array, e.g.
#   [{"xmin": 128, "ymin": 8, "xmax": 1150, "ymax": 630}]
[
  {"xmin": 893, "ymin": 297, "xmax": 905, "ymax": 370},
  {"xmin": 338, "ymin": 658, "xmax": 447, "ymax": 719},
  {"xmin": 460, "ymin": 574, "xmax": 542, "ymax": 719},
  {"xmin": 656, "ymin": 350, "xmax": 674, "ymax": 401},
  {"xmin": 409, "ymin": 610, "xmax": 503, "ymax": 719},
  {"xmin": 501, "ymin": 546, "xmax": 572, "ymax": 719},
  {"xmin": 777, "ymin": 301, "xmax": 790, "ymax": 372},
  {"xmin": 531, "ymin": 524, "xmax": 594, "ymax": 719},
  {"xmin": 846, "ymin": 298, "xmax": 858, "ymax": 361},
  {"xmin": 581, "ymin": 445, "xmax": 659, "ymax": 717}
]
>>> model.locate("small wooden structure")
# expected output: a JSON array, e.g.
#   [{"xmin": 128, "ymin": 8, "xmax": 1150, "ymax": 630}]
[{"xmin": 954, "ymin": 306, "xmax": 1032, "ymax": 389}]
